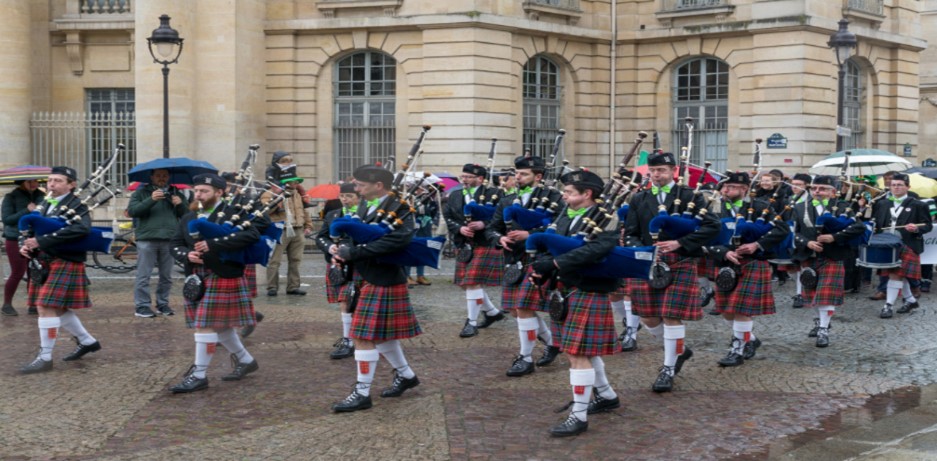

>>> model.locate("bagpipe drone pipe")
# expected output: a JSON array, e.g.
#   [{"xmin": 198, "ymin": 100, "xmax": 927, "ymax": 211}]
[{"xmin": 328, "ymin": 217, "xmax": 446, "ymax": 269}]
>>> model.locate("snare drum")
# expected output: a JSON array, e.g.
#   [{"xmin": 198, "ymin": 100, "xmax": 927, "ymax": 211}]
[{"xmin": 857, "ymin": 232, "xmax": 902, "ymax": 269}]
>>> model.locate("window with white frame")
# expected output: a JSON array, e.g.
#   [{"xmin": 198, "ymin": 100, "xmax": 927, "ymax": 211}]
[
  {"xmin": 523, "ymin": 55, "xmax": 564, "ymax": 162},
  {"xmin": 672, "ymin": 58, "xmax": 729, "ymax": 171}
]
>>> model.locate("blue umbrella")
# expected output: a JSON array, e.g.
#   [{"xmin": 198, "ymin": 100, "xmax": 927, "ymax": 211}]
[{"xmin": 128, "ymin": 157, "xmax": 218, "ymax": 185}]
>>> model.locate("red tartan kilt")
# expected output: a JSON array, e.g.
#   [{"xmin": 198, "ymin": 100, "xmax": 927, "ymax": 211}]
[
  {"xmin": 878, "ymin": 245, "xmax": 921, "ymax": 280},
  {"xmin": 502, "ymin": 266, "xmax": 546, "ymax": 312},
  {"xmin": 27, "ymin": 276, "xmax": 39, "ymax": 308},
  {"xmin": 802, "ymin": 259, "xmax": 845, "ymax": 307},
  {"xmin": 351, "ymin": 283, "xmax": 422, "ymax": 341},
  {"xmin": 185, "ymin": 267, "xmax": 255, "ymax": 329},
  {"xmin": 35, "ymin": 259, "xmax": 91, "ymax": 310},
  {"xmin": 243, "ymin": 264, "xmax": 257, "ymax": 299},
  {"xmin": 610, "ymin": 279, "xmax": 631, "ymax": 298},
  {"xmin": 697, "ymin": 257, "xmax": 716, "ymax": 280},
  {"xmin": 631, "ymin": 253, "xmax": 701, "ymax": 321},
  {"xmin": 454, "ymin": 246, "xmax": 503, "ymax": 287},
  {"xmin": 713, "ymin": 259, "xmax": 776, "ymax": 316},
  {"xmin": 560, "ymin": 291, "xmax": 617, "ymax": 357}
]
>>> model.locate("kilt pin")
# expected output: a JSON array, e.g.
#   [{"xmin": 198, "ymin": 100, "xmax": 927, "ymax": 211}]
[
  {"xmin": 560, "ymin": 290, "xmax": 617, "ymax": 357},
  {"xmin": 185, "ymin": 266, "xmax": 256, "ymax": 329},
  {"xmin": 350, "ymin": 282, "xmax": 422, "ymax": 341},
  {"xmin": 631, "ymin": 252, "xmax": 702, "ymax": 321},
  {"xmin": 878, "ymin": 245, "xmax": 921, "ymax": 280},
  {"xmin": 454, "ymin": 246, "xmax": 503, "ymax": 287},
  {"xmin": 713, "ymin": 258, "xmax": 776, "ymax": 316},
  {"xmin": 35, "ymin": 259, "xmax": 92, "ymax": 310},
  {"xmin": 801, "ymin": 259, "xmax": 845, "ymax": 308}
]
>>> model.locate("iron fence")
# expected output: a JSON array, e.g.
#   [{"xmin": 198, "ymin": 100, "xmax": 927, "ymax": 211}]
[{"xmin": 30, "ymin": 112, "xmax": 137, "ymax": 187}]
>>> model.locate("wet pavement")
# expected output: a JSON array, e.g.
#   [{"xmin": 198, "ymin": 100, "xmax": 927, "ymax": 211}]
[{"xmin": 2, "ymin": 257, "xmax": 937, "ymax": 460}]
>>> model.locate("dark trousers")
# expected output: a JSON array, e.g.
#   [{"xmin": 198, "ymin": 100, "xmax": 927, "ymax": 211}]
[{"xmin": 4, "ymin": 239, "xmax": 28, "ymax": 305}]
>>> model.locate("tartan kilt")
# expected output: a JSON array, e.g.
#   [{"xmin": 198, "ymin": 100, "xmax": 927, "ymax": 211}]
[
  {"xmin": 610, "ymin": 279, "xmax": 632, "ymax": 298},
  {"xmin": 26, "ymin": 276, "xmax": 39, "ymax": 308},
  {"xmin": 502, "ymin": 266, "xmax": 546, "ymax": 312},
  {"xmin": 36, "ymin": 259, "xmax": 91, "ymax": 310},
  {"xmin": 185, "ymin": 267, "xmax": 255, "ymax": 329},
  {"xmin": 697, "ymin": 257, "xmax": 716, "ymax": 280},
  {"xmin": 713, "ymin": 259, "xmax": 776, "ymax": 316},
  {"xmin": 801, "ymin": 259, "xmax": 845, "ymax": 307},
  {"xmin": 878, "ymin": 245, "xmax": 921, "ymax": 280},
  {"xmin": 351, "ymin": 283, "xmax": 422, "ymax": 341},
  {"xmin": 560, "ymin": 290, "xmax": 617, "ymax": 357},
  {"xmin": 631, "ymin": 253, "xmax": 702, "ymax": 321},
  {"xmin": 454, "ymin": 246, "xmax": 503, "ymax": 287},
  {"xmin": 243, "ymin": 264, "xmax": 257, "ymax": 299}
]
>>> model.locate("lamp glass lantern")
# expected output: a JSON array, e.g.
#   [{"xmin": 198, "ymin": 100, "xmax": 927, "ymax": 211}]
[
  {"xmin": 827, "ymin": 19, "xmax": 857, "ymax": 68},
  {"xmin": 146, "ymin": 14, "xmax": 184, "ymax": 64}
]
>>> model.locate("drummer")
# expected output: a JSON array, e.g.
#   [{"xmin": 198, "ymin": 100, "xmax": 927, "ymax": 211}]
[{"xmin": 870, "ymin": 172, "xmax": 932, "ymax": 318}]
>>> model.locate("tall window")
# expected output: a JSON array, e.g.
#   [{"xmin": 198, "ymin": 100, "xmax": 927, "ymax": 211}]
[
  {"xmin": 843, "ymin": 59, "xmax": 864, "ymax": 150},
  {"xmin": 523, "ymin": 55, "xmax": 563, "ymax": 161},
  {"xmin": 672, "ymin": 58, "xmax": 729, "ymax": 171},
  {"xmin": 333, "ymin": 51, "xmax": 396, "ymax": 181},
  {"xmin": 86, "ymin": 88, "xmax": 135, "ymax": 185}
]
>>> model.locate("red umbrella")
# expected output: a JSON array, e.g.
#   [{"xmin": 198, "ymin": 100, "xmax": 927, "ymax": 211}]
[
  {"xmin": 125, "ymin": 181, "xmax": 191, "ymax": 191},
  {"xmin": 633, "ymin": 163, "xmax": 722, "ymax": 188},
  {"xmin": 306, "ymin": 183, "xmax": 341, "ymax": 200},
  {"xmin": 0, "ymin": 165, "xmax": 51, "ymax": 185}
]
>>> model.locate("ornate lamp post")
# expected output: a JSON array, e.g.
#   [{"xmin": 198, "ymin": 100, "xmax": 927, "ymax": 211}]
[
  {"xmin": 146, "ymin": 15, "xmax": 184, "ymax": 159},
  {"xmin": 827, "ymin": 18, "xmax": 857, "ymax": 152}
]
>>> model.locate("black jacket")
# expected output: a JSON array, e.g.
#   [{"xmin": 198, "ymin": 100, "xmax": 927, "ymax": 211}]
[
  {"xmin": 791, "ymin": 199, "xmax": 867, "ymax": 262},
  {"xmin": 485, "ymin": 188, "xmax": 564, "ymax": 261},
  {"xmin": 533, "ymin": 207, "xmax": 619, "ymax": 293},
  {"xmin": 2, "ymin": 187, "xmax": 46, "ymax": 240},
  {"xmin": 444, "ymin": 185, "xmax": 501, "ymax": 248},
  {"xmin": 623, "ymin": 185, "xmax": 721, "ymax": 257},
  {"xmin": 336, "ymin": 196, "xmax": 414, "ymax": 287},
  {"xmin": 754, "ymin": 185, "xmax": 790, "ymax": 214},
  {"xmin": 870, "ymin": 195, "xmax": 933, "ymax": 255},
  {"xmin": 314, "ymin": 207, "xmax": 354, "ymax": 263},
  {"xmin": 704, "ymin": 196, "xmax": 791, "ymax": 263},
  {"xmin": 29, "ymin": 193, "xmax": 91, "ymax": 263},
  {"xmin": 171, "ymin": 201, "xmax": 263, "ymax": 279}
]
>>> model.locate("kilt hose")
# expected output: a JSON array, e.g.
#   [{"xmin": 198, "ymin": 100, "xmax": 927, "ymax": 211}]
[
  {"xmin": 351, "ymin": 282, "xmax": 422, "ymax": 341},
  {"xmin": 713, "ymin": 258, "xmax": 776, "ymax": 317},
  {"xmin": 801, "ymin": 258, "xmax": 845, "ymax": 308},
  {"xmin": 35, "ymin": 259, "xmax": 91, "ymax": 310},
  {"xmin": 632, "ymin": 252, "xmax": 702, "ymax": 321},
  {"xmin": 454, "ymin": 246, "xmax": 503, "ymax": 287},
  {"xmin": 502, "ymin": 265, "xmax": 547, "ymax": 312},
  {"xmin": 560, "ymin": 290, "xmax": 617, "ymax": 357},
  {"xmin": 878, "ymin": 245, "xmax": 921, "ymax": 280},
  {"xmin": 243, "ymin": 264, "xmax": 258, "ymax": 299},
  {"xmin": 184, "ymin": 266, "xmax": 256, "ymax": 329}
]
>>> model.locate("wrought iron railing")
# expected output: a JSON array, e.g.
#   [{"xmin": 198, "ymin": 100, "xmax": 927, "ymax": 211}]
[
  {"xmin": 845, "ymin": 0, "xmax": 883, "ymax": 16},
  {"xmin": 525, "ymin": 0, "xmax": 582, "ymax": 11},
  {"xmin": 30, "ymin": 112, "xmax": 136, "ymax": 186},
  {"xmin": 660, "ymin": 0, "xmax": 726, "ymax": 11}
]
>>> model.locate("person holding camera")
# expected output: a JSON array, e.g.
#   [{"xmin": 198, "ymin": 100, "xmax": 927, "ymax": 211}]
[{"xmin": 127, "ymin": 168, "xmax": 190, "ymax": 318}]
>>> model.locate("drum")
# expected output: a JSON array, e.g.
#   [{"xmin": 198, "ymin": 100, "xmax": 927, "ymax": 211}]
[{"xmin": 857, "ymin": 232, "xmax": 902, "ymax": 269}]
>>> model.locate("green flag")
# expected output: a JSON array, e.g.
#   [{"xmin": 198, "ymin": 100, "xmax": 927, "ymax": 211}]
[{"xmin": 637, "ymin": 150, "xmax": 649, "ymax": 166}]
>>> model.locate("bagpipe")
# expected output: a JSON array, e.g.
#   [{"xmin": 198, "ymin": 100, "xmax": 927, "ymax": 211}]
[
  {"xmin": 462, "ymin": 138, "xmax": 501, "ymax": 223},
  {"xmin": 18, "ymin": 144, "xmax": 125, "ymax": 255},
  {"xmin": 502, "ymin": 130, "xmax": 568, "ymax": 232},
  {"xmin": 328, "ymin": 125, "xmax": 446, "ymax": 273},
  {"xmin": 186, "ymin": 144, "xmax": 284, "ymax": 266}
]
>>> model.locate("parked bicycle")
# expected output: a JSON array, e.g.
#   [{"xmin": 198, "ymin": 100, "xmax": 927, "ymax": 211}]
[{"xmin": 89, "ymin": 222, "xmax": 137, "ymax": 273}]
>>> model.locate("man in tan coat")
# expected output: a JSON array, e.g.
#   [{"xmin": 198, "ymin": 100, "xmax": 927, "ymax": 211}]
[{"xmin": 263, "ymin": 163, "xmax": 313, "ymax": 296}]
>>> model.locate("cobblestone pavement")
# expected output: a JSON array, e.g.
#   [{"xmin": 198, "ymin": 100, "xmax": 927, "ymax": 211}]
[{"xmin": 2, "ymin": 258, "xmax": 937, "ymax": 460}]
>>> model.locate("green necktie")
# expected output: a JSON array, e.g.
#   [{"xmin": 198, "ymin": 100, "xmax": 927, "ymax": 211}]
[
  {"xmin": 890, "ymin": 196, "xmax": 905, "ymax": 203},
  {"xmin": 46, "ymin": 198, "xmax": 59, "ymax": 207},
  {"xmin": 566, "ymin": 207, "xmax": 588, "ymax": 219},
  {"xmin": 365, "ymin": 199, "xmax": 381, "ymax": 209},
  {"xmin": 725, "ymin": 199, "xmax": 743, "ymax": 210},
  {"xmin": 343, "ymin": 206, "xmax": 358, "ymax": 215},
  {"xmin": 811, "ymin": 199, "xmax": 829, "ymax": 207},
  {"xmin": 651, "ymin": 184, "xmax": 672, "ymax": 195},
  {"xmin": 199, "ymin": 207, "xmax": 215, "ymax": 217},
  {"xmin": 466, "ymin": 187, "xmax": 477, "ymax": 197},
  {"xmin": 518, "ymin": 186, "xmax": 533, "ymax": 195},
  {"xmin": 504, "ymin": 188, "xmax": 517, "ymax": 196}
]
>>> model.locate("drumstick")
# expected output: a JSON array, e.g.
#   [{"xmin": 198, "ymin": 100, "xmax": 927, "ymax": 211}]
[{"xmin": 881, "ymin": 223, "xmax": 929, "ymax": 231}]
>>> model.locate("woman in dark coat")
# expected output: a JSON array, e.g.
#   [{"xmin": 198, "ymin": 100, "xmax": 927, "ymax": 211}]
[{"xmin": 2, "ymin": 179, "xmax": 45, "ymax": 316}]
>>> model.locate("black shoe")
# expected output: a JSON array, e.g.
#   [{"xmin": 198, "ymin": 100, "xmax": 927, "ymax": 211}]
[
  {"xmin": 791, "ymin": 294, "xmax": 805, "ymax": 308},
  {"xmin": 459, "ymin": 319, "xmax": 478, "ymax": 338},
  {"xmin": 880, "ymin": 304, "xmax": 894, "ymax": 319},
  {"xmin": 286, "ymin": 289, "xmax": 307, "ymax": 296},
  {"xmin": 587, "ymin": 389, "xmax": 621, "ymax": 414},
  {"xmin": 477, "ymin": 311, "xmax": 505, "ymax": 329},
  {"xmin": 699, "ymin": 287, "xmax": 715, "ymax": 307},
  {"xmin": 380, "ymin": 371, "xmax": 420, "ymax": 397},
  {"xmin": 815, "ymin": 327, "xmax": 830, "ymax": 348},
  {"xmin": 267, "ymin": 289, "xmax": 277, "ymax": 297},
  {"xmin": 619, "ymin": 327, "xmax": 637, "ymax": 352},
  {"xmin": 170, "ymin": 368, "xmax": 209, "ymax": 394},
  {"xmin": 549, "ymin": 415, "xmax": 588, "ymax": 437},
  {"xmin": 718, "ymin": 340, "xmax": 744, "ymax": 367},
  {"xmin": 674, "ymin": 346, "xmax": 693, "ymax": 375},
  {"xmin": 332, "ymin": 387, "xmax": 373, "ymax": 413},
  {"xmin": 157, "ymin": 305, "xmax": 175, "ymax": 316},
  {"xmin": 27, "ymin": 306, "xmax": 38, "ymax": 315},
  {"xmin": 62, "ymin": 338, "xmax": 101, "ymax": 361},
  {"xmin": 506, "ymin": 355, "xmax": 535, "ymax": 377},
  {"xmin": 808, "ymin": 318, "xmax": 820, "ymax": 337},
  {"xmin": 1, "ymin": 304, "xmax": 18, "ymax": 316},
  {"xmin": 652, "ymin": 366, "xmax": 675, "ymax": 393},
  {"xmin": 536, "ymin": 346, "xmax": 561, "ymax": 367},
  {"xmin": 20, "ymin": 356, "xmax": 52, "ymax": 374},
  {"xmin": 222, "ymin": 354, "xmax": 259, "ymax": 381},
  {"xmin": 134, "ymin": 306, "xmax": 156, "ymax": 318},
  {"xmin": 255, "ymin": 312, "xmax": 265, "ymax": 323},
  {"xmin": 742, "ymin": 337, "xmax": 762, "ymax": 360},
  {"xmin": 897, "ymin": 300, "xmax": 920, "ymax": 314},
  {"xmin": 330, "ymin": 337, "xmax": 355, "ymax": 359}
]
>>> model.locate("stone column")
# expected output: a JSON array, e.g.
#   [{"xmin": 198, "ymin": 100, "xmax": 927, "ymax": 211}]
[{"xmin": 0, "ymin": 0, "xmax": 34, "ymax": 166}]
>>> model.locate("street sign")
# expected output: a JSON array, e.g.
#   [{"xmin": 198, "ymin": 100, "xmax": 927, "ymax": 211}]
[
  {"xmin": 766, "ymin": 133, "xmax": 787, "ymax": 149},
  {"xmin": 923, "ymin": 158, "xmax": 937, "ymax": 167},
  {"xmin": 836, "ymin": 126, "xmax": 852, "ymax": 137},
  {"xmin": 904, "ymin": 142, "xmax": 912, "ymax": 157}
]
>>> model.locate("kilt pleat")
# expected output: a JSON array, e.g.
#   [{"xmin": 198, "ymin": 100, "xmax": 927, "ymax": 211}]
[
  {"xmin": 351, "ymin": 283, "xmax": 422, "ymax": 341},
  {"xmin": 454, "ymin": 246, "xmax": 503, "ymax": 287},
  {"xmin": 802, "ymin": 259, "xmax": 845, "ymax": 307},
  {"xmin": 243, "ymin": 264, "xmax": 257, "ymax": 299},
  {"xmin": 185, "ymin": 267, "xmax": 255, "ymax": 329},
  {"xmin": 713, "ymin": 259, "xmax": 776, "ymax": 316},
  {"xmin": 631, "ymin": 253, "xmax": 702, "ymax": 321},
  {"xmin": 697, "ymin": 257, "xmax": 716, "ymax": 281},
  {"xmin": 502, "ymin": 266, "xmax": 547, "ymax": 312},
  {"xmin": 879, "ymin": 245, "xmax": 921, "ymax": 280},
  {"xmin": 560, "ymin": 290, "xmax": 617, "ymax": 357},
  {"xmin": 36, "ymin": 260, "xmax": 91, "ymax": 310},
  {"xmin": 611, "ymin": 279, "xmax": 632, "ymax": 298}
]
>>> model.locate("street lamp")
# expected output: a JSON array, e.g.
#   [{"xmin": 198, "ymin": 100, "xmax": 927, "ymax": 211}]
[
  {"xmin": 827, "ymin": 18, "xmax": 857, "ymax": 152},
  {"xmin": 147, "ymin": 14, "xmax": 184, "ymax": 159}
]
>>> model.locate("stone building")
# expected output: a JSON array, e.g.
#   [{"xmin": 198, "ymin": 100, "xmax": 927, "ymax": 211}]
[{"xmin": 0, "ymin": 0, "xmax": 926, "ymax": 186}]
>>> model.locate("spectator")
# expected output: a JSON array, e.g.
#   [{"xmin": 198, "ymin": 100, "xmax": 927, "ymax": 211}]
[
  {"xmin": 263, "ymin": 162, "xmax": 313, "ymax": 296},
  {"xmin": 2, "ymin": 179, "xmax": 45, "ymax": 316}
]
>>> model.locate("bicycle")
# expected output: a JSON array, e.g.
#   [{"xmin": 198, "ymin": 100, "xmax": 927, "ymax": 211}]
[{"xmin": 90, "ymin": 222, "xmax": 138, "ymax": 273}]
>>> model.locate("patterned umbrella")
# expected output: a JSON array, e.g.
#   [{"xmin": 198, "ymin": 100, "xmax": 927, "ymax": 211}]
[{"xmin": 0, "ymin": 165, "xmax": 51, "ymax": 185}]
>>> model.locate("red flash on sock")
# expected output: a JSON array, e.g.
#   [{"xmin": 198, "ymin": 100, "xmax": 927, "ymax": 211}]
[
  {"xmin": 827, "ymin": 310, "xmax": 834, "ymax": 316},
  {"xmin": 743, "ymin": 331, "xmax": 751, "ymax": 342},
  {"xmin": 676, "ymin": 338, "xmax": 684, "ymax": 354},
  {"xmin": 574, "ymin": 385, "xmax": 586, "ymax": 395},
  {"xmin": 359, "ymin": 361, "xmax": 370, "ymax": 374},
  {"xmin": 47, "ymin": 328, "xmax": 57, "ymax": 339},
  {"xmin": 476, "ymin": 299, "xmax": 483, "ymax": 305},
  {"xmin": 206, "ymin": 343, "xmax": 216, "ymax": 354},
  {"xmin": 527, "ymin": 330, "xmax": 537, "ymax": 341}
]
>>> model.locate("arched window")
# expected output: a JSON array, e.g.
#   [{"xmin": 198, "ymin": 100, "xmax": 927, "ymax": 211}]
[
  {"xmin": 333, "ymin": 51, "xmax": 396, "ymax": 181},
  {"xmin": 523, "ymin": 55, "xmax": 563, "ymax": 160},
  {"xmin": 843, "ymin": 59, "xmax": 864, "ymax": 150},
  {"xmin": 672, "ymin": 57, "xmax": 729, "ymax": 171}
]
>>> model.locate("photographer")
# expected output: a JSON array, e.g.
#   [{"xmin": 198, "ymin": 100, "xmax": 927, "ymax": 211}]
[{"xmin": 127, "ymin": 168, "xmax": 190, "ymax": 318}]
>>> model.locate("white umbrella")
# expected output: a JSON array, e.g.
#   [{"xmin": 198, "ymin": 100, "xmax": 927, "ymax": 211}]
[
  {"xmin": 404, "ymin": 171, "xmax": 441, "ymax": 186},
  {"xmin": 809, "ymin": 149, "xmax": 912, "ymax": 176}
]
